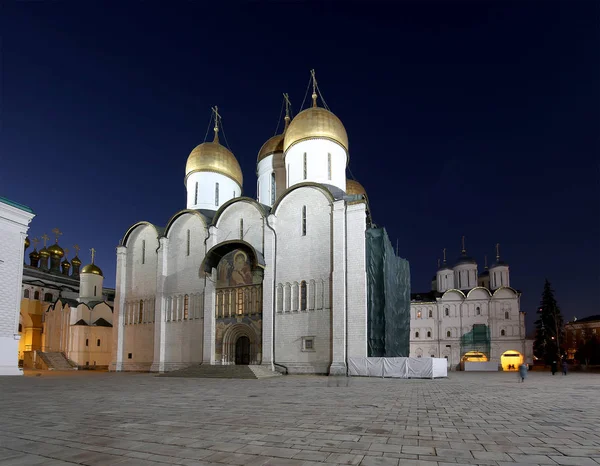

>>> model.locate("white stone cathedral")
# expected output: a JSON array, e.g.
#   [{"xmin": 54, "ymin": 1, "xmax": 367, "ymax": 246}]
[{"xmin": 111, "ymin": 80, "xmax": 375, "ymax": 375}]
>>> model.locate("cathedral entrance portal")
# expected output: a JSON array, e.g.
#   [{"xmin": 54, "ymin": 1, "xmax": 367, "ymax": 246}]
[{"xmin": 235, "ymin": 336, "xmax": 250, "ymax": 365}]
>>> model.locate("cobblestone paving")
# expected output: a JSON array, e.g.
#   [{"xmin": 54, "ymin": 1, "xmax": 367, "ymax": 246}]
[{"xmin": 0, "ymin": 371, "xmax": 599, "ymax": 466}]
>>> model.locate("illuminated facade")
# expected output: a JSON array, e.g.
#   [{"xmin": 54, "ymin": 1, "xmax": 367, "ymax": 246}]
[{"xmin": 410, "ymin": 244, "xmax": 533, "ymax": 370}]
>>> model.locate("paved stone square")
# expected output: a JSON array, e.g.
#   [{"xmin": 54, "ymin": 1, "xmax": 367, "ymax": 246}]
[{"xmin": 0, "ymin": 371, "xmax": 599, "ymax": 466}]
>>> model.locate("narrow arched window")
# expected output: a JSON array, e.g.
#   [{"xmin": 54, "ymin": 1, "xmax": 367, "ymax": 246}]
[
  {"xmin": 271, "ymin": 172, "xmax": 276, "ymax": 205},
  {"xmin": 215, "ymin": 182, "xmax": 219, "ymax": 206},
  {"xmin": 186, "ymin": 229, "xmax": 191, "ymax": 256},
  {"xmin": 139, "ymin": 300, "xmax": 144, "ymax": 324},
  {"xmin": 94, "ymin": 286, "xmax": 97, "ymax": 297},
  {"xmin": 184, "ymin": 294, "xmax": 189, "ymax": 320},
  {"xmin": 417, "ymin": 311, "xmax": 422, "ymax": 319},
  {"xmin": 505, "ymin": 311, "xmax": 510, "ymax": 320},
  {"xmin": 501, "ymin": 329, "xmax": 506, "ymax": 336},
  {"xmin": 415, "ymin": 331, "xmax": 420, "ymax": 338},
  {"xmin": 476, "ymin": 306, "xmax": 481, "ymax": 315},
  {"xmin": 43, "ymin": 292, "xmax": 52, "ymax": 302},
  {"xmin": 327, "ymin": 153, "xmax": 331, "ymax": 180},
  {"xmin": 446, "ymin": 330, "xmax": 451, "ymax": 338},
  {"xmin": 428, "ymin": 309, "xmax": 433, "ymax": 318},
  {"xmin": 445, "ymin": 308, "xmax": 449, "ymax": 317},
  {"xmin": 142, "ymin": 239, "xmax": 146, "ymax": 264},
  {"xmin": 97, "ymin": 339, "xmax": 101, "ymax": 346},
  {"xmin": 18, "ymin": 324, "xmax": 22, "ymax": 333},
  {"xmin": 34, "ymin": 291, "xmax": 40, "ymax": 300},
  {"xmin": 240, "ymin": 219, "xmax": 244, "ymax": 240},
  {"xmin": 300, "ymin": 281, "xmax": 307, "ymax": 311},
  {"xmin": 303, "ymin": 152, "xmax": 307, "ymax": 180},
  {"xmin": 427, "ymin": 331, "xmax": 431, "ymax": 338},
  {"xmin": 301, "ymin": 206, "xmax": 307, "ymax": 236},
  {"xmin": 24, "ymin": 289, "xmax": 30, "ymax": 299},
  {"xmin": 276, "ymin": 284, "xmax": 283, "ymax": 312},
  {"xmin": 194, "ymin": 182, "xmax": 198, "ymax": 205}
]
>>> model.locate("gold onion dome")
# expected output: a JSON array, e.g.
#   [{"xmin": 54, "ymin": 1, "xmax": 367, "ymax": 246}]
[
  {"xmin": 39, "ymin": 247, "xmax": 50, "ymax": 258},
  {"xmin": 257, "ymin": 134, "xmax": 284, "ymax": 163},
  {"xmin": 47, "ymin": 243, "xmax": 64, "ymax": 258},
  {"xmin": 71, "ymin": 256, "xmax": 82, "ymax": 266},
  {"xmin": 283, "ymin": 106, "xmax": 348, "ymax": 153},
  {"xmin": 346, "ymin": 179, "xmax": 367, "ymax": 198},
  {"xmin": 29, "ymin": 249, "xmax": 40, "ymax": 259},
  {"xmin": 81, "ymin": 263, "xmax": 103, "ymax": 276}
]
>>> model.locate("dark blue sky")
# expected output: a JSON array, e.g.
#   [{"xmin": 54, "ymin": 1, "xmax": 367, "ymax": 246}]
[{"xmin": 2, "ymin": 1, "xmax": 598, "ymax": 330}]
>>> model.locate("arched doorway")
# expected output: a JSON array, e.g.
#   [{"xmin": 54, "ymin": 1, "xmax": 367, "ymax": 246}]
[
  {"xmin": 461, "ymin": 351, "xmax": 488, "ymax": 362},
  {"xmin": 501, "ymin": 350, "xmax": 523, "ymax": 371},
  {"xmin": 235, "ymin": 336, "xmax": 250, "ymax": 365}
]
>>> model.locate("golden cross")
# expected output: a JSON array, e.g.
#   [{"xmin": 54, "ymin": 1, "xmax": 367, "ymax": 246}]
[
  {"xmin": 211, "ymin": 106, "xmax": 221, "ymax": 142},
  {"xmin": 52, "ymin": 228, "xmax": 63, "ymax": 243},
  {"xmin": 41, "ymin": 234, "xmax": 49, "ymax": 247},
  {"xmin": 496, "ymin": 243, "xmax": 500, "ymax": 261},
  {"xmin": 73, "ymin": 244, "xmax": 80, "ymax": 256},
  {"xmin": 461, "ymin": 236, "xmax": 466, "ymax": 253},
  {"xmin": 442, "ymin": 248, "xmax": 446, "ymax": 262},
  {"xmin": 32, "ymin": 237, "xmax": 39, "ymax": 249},
  {"xmin": 90, "ymin": 247, "xmax": 96, "ymax": 263},
  {"xmin": 283, "ymin": 93, "xmax": 291, "ymax": 117},
  {"xmin": 310, "ymin": 69, "xmax": 318, "ymax": 107}
]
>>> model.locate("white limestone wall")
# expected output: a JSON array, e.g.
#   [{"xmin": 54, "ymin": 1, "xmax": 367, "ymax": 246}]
[
  {"xmin": 164, "ymin": 213, "xmax": 207, "ymax": 294},
  {"xmin": 273, "ymin": 186, "xmax": 333, "ymax": 373},
  {"xmin": 285, "ymin": 139, "xmax": 346, "ymax": 192},
  {"xmin": 346, "ymin": 202, "xmax": 368, "ymax": 359},
  {"xmin": 257, "ymin": 154, "xmax": 286, "ymax": 206},
  {"xmin": 43, "ymin": 302, "xmax": 71, "ymax": 353},
  {"xmin": 126, "ymin": 225, "xmax": 159, "ymax": 298},
  {"xmin": 0, "ymin": 201, "xmax": 34, "ymax": 375},
  {"xmin": 69, "ymin": 302, "xmax": 113, "ymax": 326},
  {"xmin": 453, "ymin": 263, "xmax": 478, "ymax": 290},
  {"xmin": 80, "ymin": 273, "xmax": 104, "ymax": 301},
  {"xmin": 215, "ymin": 201, "xmax": 264, "ymax": 254},
  {"xmin": 68, "ymin": 326, "xmax": 112, "ymax": 367},
  {"xmin": 436, "ymin": 269, "xmax": 454, "ymax": 292},
  {"xmin": 122, "ymin": 323, "xmax": 155, "ymax": 370},
  {"xmin": 163, "ymin": 319, "xmax": 204, "ymax": 370},
  {"xmin": 186, "ymin": 171, "xmax": 242, "ymax": 211}
]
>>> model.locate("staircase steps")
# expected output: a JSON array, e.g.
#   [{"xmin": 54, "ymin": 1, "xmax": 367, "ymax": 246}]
[
  {"xmin": 159, "ymin": 364, "xmax": 280, "ymax": 379},
  {"xmin": 37, "ymin": 352, "xmax": 77, "ymax": 370}
]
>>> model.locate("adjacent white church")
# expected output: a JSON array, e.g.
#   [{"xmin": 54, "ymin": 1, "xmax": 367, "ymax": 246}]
[{"xmin": 110, "ymin": 77, "xmax": 397, "ymax": 375}]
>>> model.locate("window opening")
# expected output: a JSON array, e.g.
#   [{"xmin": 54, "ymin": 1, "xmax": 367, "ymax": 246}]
[
  {"xmin": 300, "ymin": 281, "xmax": 307, "ymax": 311},
  {"xmin": 301, "ymin": 206, "xmax": 307, "ymax": 236},
  {"xmin": 271, "ymin": 172, "xmax": 276, "ymax": 204},
  {"xmin": 187, "ymin": 229, "xmax": 191, "ymax": 256},
  {"xmin": 215, "ymin": 182, "xmax": 219, "ymax": 206},
  {"xmin": 240, "ymin": 219, "xmax": 244, "ymax": 240},
  {"xmin": 327, "ymin": 153, "xmax": 331, "ymax": 180},
  {"xmin": 303, "ymin": 152, "xmax": 307, "ymax": 180},
  {"xmin": 142, "ymin": 240, "xmax": 146, "ymax": 264},
  {"xmin": 184, "ymin": 295, "xmax": 189, "ymax": 320},
  {"xmin": 24, "ymin": 289, "xmax": 30, "ymax": 299},
  {"xmin": 139, "ymin": 300, "xmax": 144, "ymax": 323},
  {"xmin": 194, "ymin": 182, "xmax": 198, "ymax": 205}
]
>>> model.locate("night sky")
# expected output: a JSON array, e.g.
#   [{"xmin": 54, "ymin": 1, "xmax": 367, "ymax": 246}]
[{"xmin": 2, "ymin": 1, "xmax": 598, "ymax": 331}]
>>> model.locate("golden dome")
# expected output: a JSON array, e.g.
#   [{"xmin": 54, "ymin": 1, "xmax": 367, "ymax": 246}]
[
  {"xmin": 71, "ymin": 256, "xmax": 82, "ymax": 266},
  {"xmin": 39, "ymin": 248, "xmax": 50, "ymax": 258},
  {"xmin": 81, "ymin": 263, "xmax": 103, "ymax": 276},
  {"xmin": 346, "ymin": 179, "xmax": 367, "ymax": 198},
  {"xmin": 283, "ymin": 106, "xmax": 348, "ymax": 153},
  {"xmin": 257, "ymin": 134, "xmax": 284, "ymax": 163},
  {"xmin": 185, "ymin": 141, "xmax": 243, "ymax": 187},
  {"xmin": 29, "ymin": 249, "xmax": 40, "ymax": 259},
  {"xmin": 47, "ymin": 243, "xmax": 64, "ymax": 258}
]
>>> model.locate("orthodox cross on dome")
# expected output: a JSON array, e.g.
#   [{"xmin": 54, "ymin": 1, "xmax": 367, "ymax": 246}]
[
  {"xmin": 73, "ymin": 244, "xmax": 80, "ymax": 257},
  {"xmin": 310, "ymin": 69, "xmax": 318, "ymax": 107},
  {"xmin": 283, "ymin": 93, "xmax": 291, "ymax": 130},
  {"xmin": 496, "ymin": 243, "xmax": 501, "ymax": 261},
  {"xmin": 442, "ymin": 248, "xmax": 447, "ymax": 263},
  {"xmin": 90, "ymin": 247, "xmax": 96, "ymax": 263},
  {"xmin": 41, "ymin": 234, "xmax": 49, "ymax": 248},
  {"xmin": 211, "ymin": 106, "xmax": 221, "ymax": 143},
  {"xmin": 484, "ymin": 255, "xmax": 488, "ymax": 269},
  {"xmin": 52, "ymin": 228, "xmax": 63, "ymax": 243},
  {"xmin": 32, "ymin": 237, "xmax": 39, "ymax": 249},
  {"xmin": 461, "ymin": 236, "xmax": 466, "ymax": 254}
]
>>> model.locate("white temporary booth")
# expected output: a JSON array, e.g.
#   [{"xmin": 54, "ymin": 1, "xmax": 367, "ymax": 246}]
[{"xmin": 348, "ymin": 357, "xmax": 447, "ymax": 378}]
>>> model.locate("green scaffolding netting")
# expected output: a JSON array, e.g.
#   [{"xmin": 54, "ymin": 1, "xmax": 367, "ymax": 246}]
[
  {"xmin": 366, "ymin": 227, "xmax": 410, "ymax": 357},
  {"xmin": 460, "ymin": 324, "xmax": 491, "ymax": 359}
]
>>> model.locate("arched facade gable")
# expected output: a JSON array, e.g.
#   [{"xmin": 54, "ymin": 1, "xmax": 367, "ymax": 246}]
[
  {"xmin": 441, "ymin": 289, "xmax": 466, "ymax": 301},
  {"xmin": 492, "ymin": 286, "xmax": 518, "ymax": 298},
  {"xmin": 466, "ymin": 287, "xmax": 492, "ymax": 299},
  {"xmin": 164, "ymin": 209, "xmax": 209, "ymax": 238},
  {"xmin": 201, "ymin": 240, "xmax": 265, "ymax": 274},
  {"xmin": 213, "ymin": 198, "xmax": 266, "ymax": 254},
  {"xmin": 212, "ymin": 197, "xmax": 268, "ymax": 227},
  {"xmin": 271, "ymin": 182, "xmax": 334, "ymax": 216},
  {"xmin": 122, "ymin": 221, "xmax": 161, "ymax": 248}
]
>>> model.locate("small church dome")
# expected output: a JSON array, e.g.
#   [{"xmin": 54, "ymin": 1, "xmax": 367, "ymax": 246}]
[
  {"xmin": 185, "ymin": 141, "xmax": 243, "ymax": 187},
  {"xmin": 454, "ymin": 253, "xmax": 477, "ymax": 266},
  {"xmin": 47, "ymin": 243, "xmax": 64, "ymax": 258},
  {"xmin": 81, "ymin": 263, "xmax": 103, "ymax": 276},
  {"xmin": 346, "ymin": 179, "xmax": 367, "ymax": 197},
  {"xmin": 283, "ymin": 106, "xmax": 348, "ymax": 153},
  {"xmin": 257, "ymin": 134, "xmax": 284, "ymax": 163}
]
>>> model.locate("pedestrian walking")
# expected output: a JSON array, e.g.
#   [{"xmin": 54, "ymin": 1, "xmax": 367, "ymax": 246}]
[
  {"xmin": 562, "ymin": 360, "xmax": 568, "ymax": 375},
  {"xmin": 519, "ymin": 363, "xmax": 528, "ymax": 382},
  {"xmin": 551, "ymin": 360, "xmax": 557, "ymax": 375}
]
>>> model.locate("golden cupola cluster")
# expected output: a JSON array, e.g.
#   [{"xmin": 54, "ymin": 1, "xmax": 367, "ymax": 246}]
[
  {"xmin": 25, "ymin": 230, "xmax": 87, "ymax": 278},
  {"xmin": 185, "ymin": 107, "xmax": 243, "ymax": 187}
]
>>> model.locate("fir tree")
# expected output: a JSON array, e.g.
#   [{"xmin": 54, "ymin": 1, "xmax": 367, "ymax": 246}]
[{"xmin": 533, "ymin": 279, "xmax": 565, "ymax": 364}]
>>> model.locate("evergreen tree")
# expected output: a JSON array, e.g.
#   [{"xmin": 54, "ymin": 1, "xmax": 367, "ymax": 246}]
[{"xmin": 533, "ymin": 279, "xmax": 565, "ymax": 364}]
